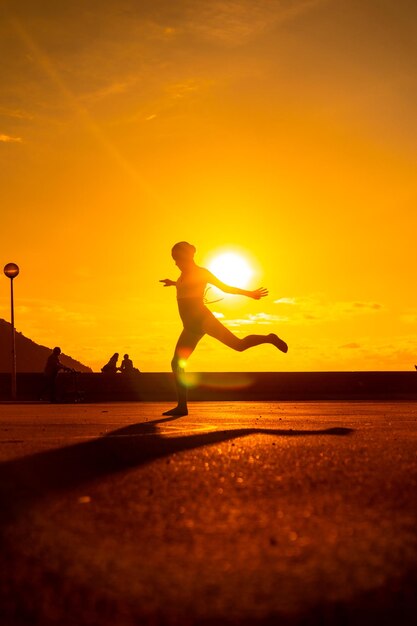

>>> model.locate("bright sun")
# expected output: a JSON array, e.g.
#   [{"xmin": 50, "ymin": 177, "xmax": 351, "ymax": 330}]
[{"xmin": 208, "ymin": 252, "xmax": 253, "ymax": 287}]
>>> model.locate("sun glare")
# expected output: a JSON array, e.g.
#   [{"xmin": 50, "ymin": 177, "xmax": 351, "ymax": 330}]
[{"xmin": 208, "ymin": 252, "xmax": 253, "ymax": 287}]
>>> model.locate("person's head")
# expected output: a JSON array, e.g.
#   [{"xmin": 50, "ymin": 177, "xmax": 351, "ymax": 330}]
[
  {"xmin": 171, "ymin": 241, "xmax": 196, "ymax": 270},
  {"xmin": 124, "ymin": 354, "xmax": 129, "ymax": 359},
  {"xmin": 111, "ymin": 353, "xmax": 119, "ymax": 361},
  {"xmin": 52, "ymin": 347, "xmax": 61, "ymax": 355}
]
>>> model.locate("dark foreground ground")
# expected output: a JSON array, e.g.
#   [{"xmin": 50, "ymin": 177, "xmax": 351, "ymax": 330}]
[{"xmin": 0, "ymin": 401, "xmax": 416, "ymax": 626}]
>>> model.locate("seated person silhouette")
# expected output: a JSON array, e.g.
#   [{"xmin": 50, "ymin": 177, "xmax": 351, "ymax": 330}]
[
  {"xmin": 120, "ymin": 354, "xmax": 141, "ymax": 375},
  {"xmin": 42, "ymin": 346, "xmax": 73, "ymax": 402},
  {"xmin": 120, "ymin": 354, "xmax": 135, "ymax": 374},
  {"xmin": 101, "ymin": 353, "xmax": 119, "ymax": 374}
]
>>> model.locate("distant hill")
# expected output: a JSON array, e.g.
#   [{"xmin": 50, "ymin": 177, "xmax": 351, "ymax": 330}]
[{"xmin": 0, "ymin": 319, "xmax": 92, "ymax": 373}]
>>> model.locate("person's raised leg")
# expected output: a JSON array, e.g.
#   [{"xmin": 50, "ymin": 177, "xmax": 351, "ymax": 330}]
[
  {"xmin": 203, "ymin": 314, "xmax": 288, "ymax": 353},
  {"xmin": 267, "ymin": 333, "xmax": 288, "ymax": 353},
  {"xmin": 163, "ymin": 329, "xmax": 203, "ymax": 416}
]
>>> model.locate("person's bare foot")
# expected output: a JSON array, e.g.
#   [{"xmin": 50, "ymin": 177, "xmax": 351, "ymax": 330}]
[
  {"xmin": 162, "ymin": 406, "xmax": 188, "ymax": 416},
  {"xmin": 269, "ymin": 333, "xmax": 288, "ymax": 353}
]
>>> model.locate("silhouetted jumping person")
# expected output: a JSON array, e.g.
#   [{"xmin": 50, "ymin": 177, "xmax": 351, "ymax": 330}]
[
  {"xmin": 42, "ymin": 346, "xmax": 73, "ymax": 402},
  {"xmin": 160, "ymin": 241, "xmax": 288, "ymax": 416}
]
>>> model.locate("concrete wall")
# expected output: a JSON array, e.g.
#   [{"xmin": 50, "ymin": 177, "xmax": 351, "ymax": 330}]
[{"xmin": 1, "ymin": 371, "xmax": 416, "ymax": 402}]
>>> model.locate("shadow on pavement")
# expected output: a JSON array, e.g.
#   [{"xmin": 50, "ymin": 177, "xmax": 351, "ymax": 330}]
[
  {"xmin": 0, "ymin": 414, "xmax": 353, "ymax": 524},
  {"xmin": 5, "ymin": 418, "xmax": 416, "ymax": 626}
]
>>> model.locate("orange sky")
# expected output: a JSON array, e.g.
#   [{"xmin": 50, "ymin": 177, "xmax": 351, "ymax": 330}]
[{"xmin": 1, "ymin": 0, "xmax": 416, "ymax": 372}]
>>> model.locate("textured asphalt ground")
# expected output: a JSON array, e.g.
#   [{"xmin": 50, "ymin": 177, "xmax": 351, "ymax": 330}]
[{"xmin": 0, "ymin": 401, "xmax": 417, "ymax": 626}]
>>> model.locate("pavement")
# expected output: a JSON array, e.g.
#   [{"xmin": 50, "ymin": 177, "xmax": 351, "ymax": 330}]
[{"xmin": 0, "ymin": 401, "xmax": 416, "ymax": 626}]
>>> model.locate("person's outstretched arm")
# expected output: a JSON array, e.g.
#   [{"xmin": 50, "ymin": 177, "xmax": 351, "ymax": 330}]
[
  {"xmin": 159, "ymin": 279, "xmax": 177, "ymax": 287},
  {"xmin": 205, "ymin": 270, "xmax": 268, "ymax": 300}
]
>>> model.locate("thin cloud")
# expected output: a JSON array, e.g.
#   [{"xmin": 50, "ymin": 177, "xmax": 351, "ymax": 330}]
[
  {"xmin": 11, "ymin": 298, "xmax": 96, "ymax": 327},
  {"xmin": 0, "ymin": 107, "xmax": 33, "ymax": 119},
  {"xmin": 400, "ymin": 311, "xmax": 417, "ymax": 324},
  {"xmin": 336, "ymin": 337, "xmax": 417, "ymax": 369},
  {"xmin": 248, "ymin": 312, "xmax": 287, "ymax": 324},
  {"xmin": 352, "ymin": 302, "xmax": 382, "ymax": 310},
  {"xmin": 274, "ymin": 296, "xmax": 384, "ymax": 324},
  {"xmin": 224, "ymin": 312, "xmax": 288, "ymax": 328},
  {"xmin": 184, "ymin": 0, "xmax": 326, "ymax": 46},
  {"xmin": 224, "ymin": 318, "xmax": 254, "ymax": 328},
  {"xmin": 284, "ymin": 336, "xmax": 417, "ymax": 370},
  {"xmin": 78, "ymin": 77, "xmax": 138, "ymax": 104},
  {"xmin": 165, "ymin": 78, "xmax": 210, "ymax": 100},
  {"xmin": 274, "ymin": 297, "xmax": 296, "ymax": 304},
  {"xmin": 218, "ymin": 297, "xmax": 384, "ymax": 331},
  {"xmin": 39, "ymin": 304, "xmax": 95, "ymax": 325},
  {"xmin": 0, "ymin": 134, "xmax": 22, "ymax": 143}
]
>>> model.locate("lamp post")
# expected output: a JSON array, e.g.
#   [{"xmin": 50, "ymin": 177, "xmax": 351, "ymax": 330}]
[{"xmin": 3, "ymin": 263, "xmax": 19, "ymax": 400}]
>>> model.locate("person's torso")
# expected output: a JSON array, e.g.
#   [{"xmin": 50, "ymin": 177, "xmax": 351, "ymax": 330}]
[
  {"xmin": 45, "ymin": 354, "xmax": 60, "ymax": 375},
  {"xmin": 176, "ymin": 266, "xmax": 208, "ymax": 300}
]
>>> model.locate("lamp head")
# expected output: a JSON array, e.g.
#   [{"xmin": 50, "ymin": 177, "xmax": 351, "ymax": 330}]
[{"xmin": 4, "ymin": 263, "xmax": 19, "ymax": 279}]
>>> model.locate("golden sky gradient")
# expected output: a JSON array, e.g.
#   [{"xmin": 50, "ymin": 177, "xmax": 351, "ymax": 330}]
[{"xmin": 1, "ymin": 0, "xmax": 416, "ymax": 372}]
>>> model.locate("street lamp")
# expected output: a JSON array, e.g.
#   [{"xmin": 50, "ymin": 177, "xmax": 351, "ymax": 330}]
[{"xmin": 4, "ymin": 263, "xmax": 20, "ymax": 400}]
